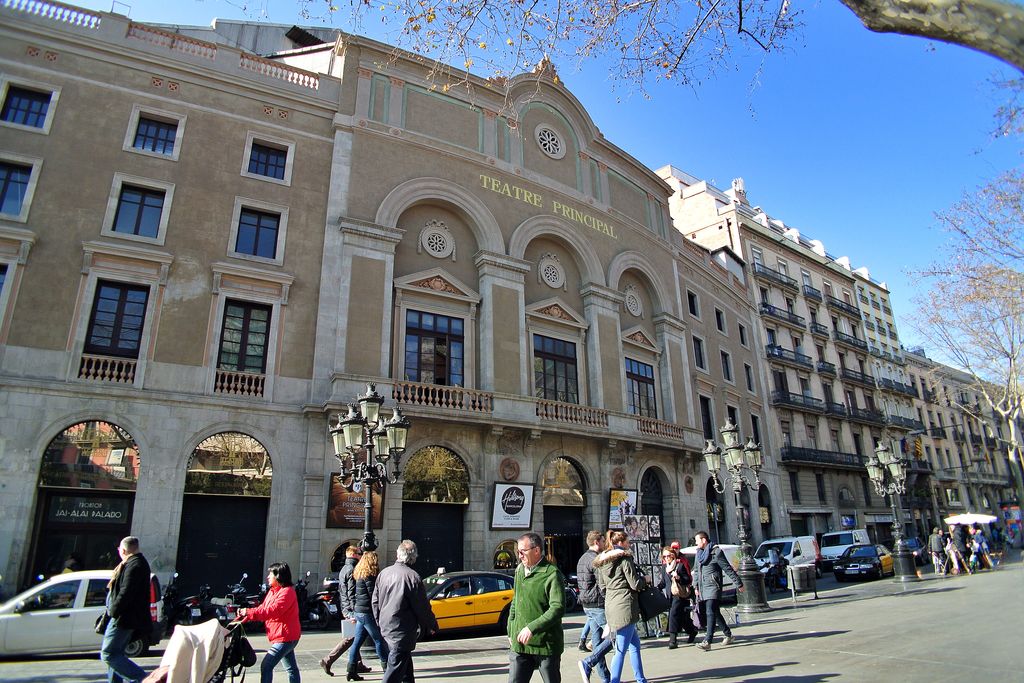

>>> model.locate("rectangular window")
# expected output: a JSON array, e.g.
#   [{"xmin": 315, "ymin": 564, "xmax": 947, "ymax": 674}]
[
  {"xmin": 715, "ymin": 308, "xmax": 725, "ymax": 332},
  {"xmin": 533, "ymin": 334, "xmax": 578, "ymax": 403},
  {"xmin": 84, "ymin": 281, "xmax": 149, "ymax": 358},
  {"xmin": 861, "ymin": 477, "xmax": 872, "ymax": 505},
  {"xmin": 133, "ymin": 116, "xmax": 178, "ymax": 155},
  {"xmin": 687, "ymin": 290, "xmax": 699, "ymax": 317},
  {"xmin": 738, "ymin": 323, "xmax": 747, "ymax": 346},
  {"xmin": 744, "ymin": 363, "xmax": 754, "ymax": 392},
  {"xmin": 789, "ymin": 471, "xmax": 801, "ymax": 504},
  {"xmin": 217, "ymin": 300, "xmax": 271, "ymax": 373},
  {"xmin": 692, "ymin": 336, "xmax": 706, "ymax": 370},
  {"xmin": 726, "ymin": 405, "xmax": 738, "ymax": 427},
  {"xmin": 247, "ymin": 142, "xmax": 288, "ymax": 180},
  {"xmin": 405, "ymin": 310, "xmax": 465, "ymax": 386},
  {"xmin": 720, "ymin": 350, "xmax": 733, "ymax": 381},
  {"xmin": 750, "ymin": 414, "xmax": 761, "ymax": 444},
  {"xmin": 235, "ymin": 208, "xmax": 280, "ymax": 259},
  {"xmin": 112, "ymin": 185, "xmax": 165, "ymax": 238},
  {"xmin": 751, "ymin": 247, "xmax": 763, "ymax": 265},
  {"xmin": 1, "ymin": 85, "xmax": 51, "ymax": 128},
  {"xmin": 699, "ymin": 395, "xmax": 714, "ymax": 440},
  {"xmin": 0, "ymin": 161, "xmax": 31, "ymax": 216},
  {"xmin": 625, "ymin": 358, "xmax": 657, "ymax": 418},
  {"xmin": 815, "ymin": 473, "xmax": 827, "ymax": 503}
]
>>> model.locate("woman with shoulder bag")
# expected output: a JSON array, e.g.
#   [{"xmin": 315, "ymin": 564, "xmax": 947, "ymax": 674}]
[
  {"xmin": 593, "ymin": 530, "xmax": 649, "ymax": 683},
  {"xmin": 659, "ymin": 546, "xmax": 699, "ymax": 648}
]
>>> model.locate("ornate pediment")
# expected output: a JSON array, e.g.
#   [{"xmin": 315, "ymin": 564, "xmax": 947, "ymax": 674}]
[
  {"xmin": 394, "ymin": 268, "xmax": 480, "ymax": 303},
  {"xmin": 622, "ymin": 326, "xmax": 658, "ymax": 353},
  {"xmin": 526, "ymin": 297, "xmax": 587, "ymax": 328}
]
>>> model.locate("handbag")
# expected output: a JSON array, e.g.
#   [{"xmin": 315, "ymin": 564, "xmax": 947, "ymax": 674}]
[
  {"xmin": 94, "ymin": 610, "xmax": 111, "ymax": 634},
  {"xmin": 637, "ymin": 584, "xmax": 670, "ymax": 621}
]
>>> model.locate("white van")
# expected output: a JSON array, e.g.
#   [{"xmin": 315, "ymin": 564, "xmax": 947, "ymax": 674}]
[
  {"xmin": 819, "ymin": 529, "xmax": 870, "ymax": 568},
  {"xmin": 679, "ymin": 543, "xmax": 741, "ymax": 603},
  {"xmin": 753, "ymin": 536, "xmax": 821, "ymax": 577}
]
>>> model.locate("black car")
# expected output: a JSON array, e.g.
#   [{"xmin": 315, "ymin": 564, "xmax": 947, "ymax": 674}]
[
  {"xmin": 903, "ymin": 537, "xmax": 927, "ymax": 566},
  {"xmin": 832, "ymin": 544, "xmax": 894, "ymax": 581}
]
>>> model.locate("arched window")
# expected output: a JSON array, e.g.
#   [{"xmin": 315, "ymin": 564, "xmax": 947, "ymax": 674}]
[
  {"xmin": 40, "ymin": 420, "xmax": 139, "ymax": 490},
  {"xmin": 186, "ymin": 432, "xmax": 272, "ymax": 496},
  {"xmin": 401, "ymin": 446, "xmax": 470, "ymax": 503},
  {"xmin": 640, "ymin": 469, "xmax": 664, "ymax": 518},
  {"xmin": 541, "ymin": 456, "xmax": 584, "ymax": 506}
]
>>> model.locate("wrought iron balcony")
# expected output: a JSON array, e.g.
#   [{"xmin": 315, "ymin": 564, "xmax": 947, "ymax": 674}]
[
  {"xmin": 887, "ymin": 415, "xmax": 924, "ymax": 431},
  {"xmin": 840, "ymin": 368, "xmax": 876, "ymax": 387},
  {"xmin": 922, "ymin": 388, "xmax": 939, "ymax": 403},
  {"xmin": 878, "ymin": 377, "xmax": 916, "ymax": 397},
  {"xmin": 834, "ymin": 330, "xmax": 869, "ymax": 352},
  {"xmin": 847, "ymin": 406, "xmax": 887, "ymax": 426},
  {"xmin": 780, "ymin": 446, "xmax": 867, "ymax": 469},
  {"xmin": 752, "ymin": 262, "xmax": 799, "ymax": 290},
  {"xmin": 771, "ymin": 391, "xmax": 826, "ymax": 413},
  {"xmin": 825, "ymin": 294, "xmax": 861, "ymax": 317},
  {"xmin": 825, "ymin": 401, "xmax": 848, "ymax": 417},
  {"xmin": 809, "ymin": 322, "xmax": 830, "ymax": 337},
  {"xmin": 907, "ymin": 458, "xmax": 933, "ymax": 474},
  {"xmin": 759, "ymin": 303, "xmax": 806, "ymax": 329},
  {"xmin": 816, "ymin": 361, "xmax": 837, "ymax": 376},
  {"xmin": 765, "ymin": 344, "xmax": 814, "ymax": 369},
  {"xmin": 803, "ymin": 284, "xmax": 823, "ymax": 301},
  {"xmin": 927, "ymin": 425, "xmax": 947, "ymax": 440},
  {"xmin": 952, "ymin": 428, "xmax": 966, "ymax": 443}
]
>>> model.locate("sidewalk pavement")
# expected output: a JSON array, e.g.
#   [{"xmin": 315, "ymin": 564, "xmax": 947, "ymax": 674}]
[{"xmin": 1, "ymin": 558, "xmax": 1021, "ymax": 681}]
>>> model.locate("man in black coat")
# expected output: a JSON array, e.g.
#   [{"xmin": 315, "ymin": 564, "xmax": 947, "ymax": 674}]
[
  {"xmin": 373, "ymin": 540, "xmax": 438, "ymax": 683},
  {"xmin": 101, "ymin": 536, "xmax": 151, "ymax": 683}
]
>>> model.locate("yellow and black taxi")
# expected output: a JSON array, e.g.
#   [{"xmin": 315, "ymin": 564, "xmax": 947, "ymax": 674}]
[
  {"xmin": 832, "ymin": 544, "xmax": 895, "ymax": 581},
  {"xmin": 421, "ymin": 570, "xmax": 514, "ymax": 635}
]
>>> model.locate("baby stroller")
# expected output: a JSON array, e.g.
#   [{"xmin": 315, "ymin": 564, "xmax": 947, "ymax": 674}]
[{"xmin": 143, "ymin": 619, "xmax": 257, "ymax": 683}]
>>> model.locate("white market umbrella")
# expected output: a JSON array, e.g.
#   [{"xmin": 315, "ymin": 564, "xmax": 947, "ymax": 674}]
[{"xmin": 944, "ymin": 513, "xmax": 998, "ymax": 525}]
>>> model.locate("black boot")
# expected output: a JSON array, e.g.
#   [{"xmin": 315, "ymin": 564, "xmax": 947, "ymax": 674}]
[
  {"xmin": 668, "ymin": 633, "xmax": 678, "ymax": 649},
  {"xmin": 346, "ymin": 662, "xmax": 365, "ymax": 682}
]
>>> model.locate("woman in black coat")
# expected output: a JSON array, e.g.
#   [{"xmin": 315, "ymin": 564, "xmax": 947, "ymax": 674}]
[{"xmin": 659, "ymin": 546, "xmax": 698, "ymax": 648}]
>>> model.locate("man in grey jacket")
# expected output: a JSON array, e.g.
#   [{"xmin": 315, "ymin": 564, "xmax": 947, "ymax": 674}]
[
  {"xmin": 372, "ymin": 540, "xmax": 438, "ymax": 683},
  {"xmin": 692, "ymin": 531, "xmax": 742, "ymax": 651}
]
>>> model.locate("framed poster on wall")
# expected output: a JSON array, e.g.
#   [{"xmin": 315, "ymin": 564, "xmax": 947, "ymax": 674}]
[
  {"xmin": 326, "ymin": 476, "xmax": 385, "ymax": 529},
  {"xmin": 491, "ymin": 483, "xmax": 535, "ymax": 529},
  {"xmin": 608, "ymin": 488, "xmax": 638, "ymax": 529}
]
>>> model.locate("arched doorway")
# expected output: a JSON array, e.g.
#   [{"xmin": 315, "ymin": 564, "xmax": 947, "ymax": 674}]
[
  {"xmin": 640, "ymin": 468, "xmax": 665, "ymax": 543},
  {"xmin": 542, "ymin": 456, "xmax": 585, "ymax": 576},
  {"xmin": 759, "ymin": 487, "xmax": 774, "ymax": 540},
  {"xmin": 30, "ymin": 421, "xmax": 139, "ymax": 580},
  {"xmin": 401, "ymin": 446, "xmax": 469, "ymax": 576},
  {"xmin": 705, "ymin": 479, "xmax": 724, "ymax": 545},
  {"xmin": 176, "ymin": 432, "xmax": 272, "ymax": 596}
]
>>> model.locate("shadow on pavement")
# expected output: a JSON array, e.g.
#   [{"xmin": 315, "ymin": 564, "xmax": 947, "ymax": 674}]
[
  {"xmin": 417, "ymin": 662, "xmax": 510, "ymax": 678},
  {"xmin": 740, "ymin": 629, "xmax": 849, "ymax": 644},
  {"xmin": 646, "ymin": 661, "xmax": 840, "ymax": 681}
]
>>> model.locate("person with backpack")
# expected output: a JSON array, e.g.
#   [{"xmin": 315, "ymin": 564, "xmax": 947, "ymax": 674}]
[
  {"xmin": 238, "ymin": 562, "xmax": 301, "ymax": 683},
  {"xmin": 576, "ymin": 530, "xmax": 611, "ymax": 683},
  {"xmin": 692, "ymin": 531, "xmax": 742, "ymax": 651}
]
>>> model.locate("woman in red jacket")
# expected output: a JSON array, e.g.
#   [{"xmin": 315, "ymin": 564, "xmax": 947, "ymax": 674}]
[{"xmin": 239, "ymin": 562, "xmax": 301, "ymax": 683}]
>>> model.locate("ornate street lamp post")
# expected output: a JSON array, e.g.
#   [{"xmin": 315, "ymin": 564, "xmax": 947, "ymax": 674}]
[
  {"xmin": 865, "ymin": 441, "xmax": 918, "ymax": 582},
  {"xmin": 329, "ymin": 383, "xmax": 411, "ymax": 552},
  {"xmin": 702, "ymin": 419, "xmax": 770, "ymax": 613}
]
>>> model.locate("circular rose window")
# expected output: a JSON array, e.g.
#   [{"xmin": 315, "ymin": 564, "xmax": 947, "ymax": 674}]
[{"xmin": 535, "ymin": 125, "xmax": 565, "ymax": 160}]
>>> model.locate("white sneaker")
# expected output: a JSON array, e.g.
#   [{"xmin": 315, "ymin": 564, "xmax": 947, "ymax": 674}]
[
  {"xmin": 577, "ymin": 659, "xmax": 592, "ymax": 683},
  {"xmin": 723, "ymin": 635, "xmax": 735, "ymax": 645}
]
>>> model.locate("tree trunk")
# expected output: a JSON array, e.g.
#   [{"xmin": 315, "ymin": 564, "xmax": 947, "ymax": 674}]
[{"xmin": 839, "ymin": 0, "xmax": 1024, "ymax": 71}]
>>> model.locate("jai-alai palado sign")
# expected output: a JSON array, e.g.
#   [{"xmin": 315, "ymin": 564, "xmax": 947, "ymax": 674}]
[{"xmin": 479, "ymin": 174, "xmax": 618, "ymax": 239}]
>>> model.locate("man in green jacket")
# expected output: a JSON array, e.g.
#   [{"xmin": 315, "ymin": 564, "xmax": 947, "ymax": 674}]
[{"xmin": 507, "ymin": 531, "xmax": 565, "ymax": 683}]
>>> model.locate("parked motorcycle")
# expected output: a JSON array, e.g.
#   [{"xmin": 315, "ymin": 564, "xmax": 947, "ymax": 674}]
[
  {"xmin": 163, "ymin": 574, "xmax": 221, "ymax": 634},
  {"xmin": 563, "ymin": 574, "xmax": 580, "ymax": 612},
  {"xmin": 760, "ymin": 556, "xmax": 788, "ymax": 594},
  {"xmin": 293, "ymin": 570, "xmax": 332, "ymax": 630},
  {"xmin": 310, "ymin": 576, "xmax": 341, "ymax": 629}
]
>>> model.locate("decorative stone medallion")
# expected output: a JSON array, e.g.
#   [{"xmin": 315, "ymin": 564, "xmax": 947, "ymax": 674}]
[
  {"xmin": 418, "ymin": 219, "xmax": 455, "ymax": 260},
  {"xmin": 535, "ymin": 124, "xmax": 565, "ymax": 160},
  {"xmin": 624, "ymin": 284, "xmax": 643, "ymax": 317},
  {"xmin": 538, "ymin": 252, "xmax": 565, "ymax": 290},
  {"xmin": 611, "ymin": 467, "xmax": 626, "ymax": 489},
  {"xmin": 684, "ymin": 475, "xmax": 694, "ymax": 495},
  {"xmin": 499, "ymin": 457, "xmax": 520, "ymax": 482}
]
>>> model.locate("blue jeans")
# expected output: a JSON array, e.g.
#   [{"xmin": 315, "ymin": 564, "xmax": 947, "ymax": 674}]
[
  {"xmin": 608, "ymin": 623, "xmax": 646, "ymax": 683},
  {"xmin": 262, "ymin": 640, "xmax": 300, "ymax": 683},
  {"xmin": 581, "ymin": 607, "xmax": 612, "ymax": 683},
  {"xmin": 349, "ymin": 612, "xmax": 388, "ymax": 666},
  {"xmin": 701, "ymin": 598, "xmax": 732, "ymax": 643},
  {"xmin": 100, "ymin": 620, "xmax": 146, "ymax": 683}
]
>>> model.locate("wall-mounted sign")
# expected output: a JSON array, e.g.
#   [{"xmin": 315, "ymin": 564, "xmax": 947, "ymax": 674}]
[
  {"xmin": 326, "ymin": 476, "xmax": 385, "ymax": 529},
  {"xmin": 491, "ymin": 482, "xmax": 535, "ymax": 529},
  {"xmin": 478, "ymin": 174, "xmax": 619, "ymax": 239},
  {"xmin": 48, "ymin": 495, "xmax": 130, "ymax": 525}
]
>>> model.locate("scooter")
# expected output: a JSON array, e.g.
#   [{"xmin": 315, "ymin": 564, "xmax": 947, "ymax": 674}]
[
  {"xmin": 309, "ymin": 576, "xmax": 341, "ymax": 629},
  {"xmin": 294, "ymin": 570, "xmax": 332, "ymax": 630},
  {"xmin": 760, "ymin": 560, "xmax": 788, "ymax": 593}
]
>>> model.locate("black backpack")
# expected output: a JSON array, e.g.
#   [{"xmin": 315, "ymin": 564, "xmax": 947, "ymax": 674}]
[{"xmin": 211, "ymin": 623, "xmax": 257, "ymax": 683}]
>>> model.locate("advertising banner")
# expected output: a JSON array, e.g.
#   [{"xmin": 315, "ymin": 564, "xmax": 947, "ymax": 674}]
[{"xmin": 491, "ymin": 483, "xmax": 534, "ymax": 529}]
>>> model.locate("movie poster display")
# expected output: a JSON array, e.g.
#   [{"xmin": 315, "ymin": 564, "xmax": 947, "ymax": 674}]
[
  {"xmin": 326, "ymin": 476, "xmax": 385, "ymax": 528},
  {"xmin": 491, "ymin": 483, "xmax": 535, "ymax": 529},
  {"xmin": 608, "ymin": 488, "xmax": 638, "ymax": 529}
]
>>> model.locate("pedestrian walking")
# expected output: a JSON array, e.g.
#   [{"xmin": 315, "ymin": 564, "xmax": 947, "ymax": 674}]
[
  {"xmin": 321, "ymin": 546, "xmax": 368, "ymax": 676},
  {"xmin": 927, "ymin": 527, "xmax": 946, "ymax": 575},
  {"xmin": 592, "ymin": 530, "xmax": 648, "ymax": 683},
  {"xmin": 658, "ymin": 546, "xmax": 698, "ymax": 648},
  {"xmin": 101, "ymin": 536, "xmax": 152, "ymax": 683},
  {"xmin": 344, "ymin": 551, "xmax": 389, "ymax": 681},
  {"xmin": 238, "ymin": 562, "xmax": 301, "ymax": 683},
  {"xmin": 947, "ymin": 524, "xmax": 971, "ymax": 575},
  {"xmin": 692, "ymin": 531, "xmax": 742, "ymax": 651},
  {"xmin": 372, "ymin": 540, "xmax": 438, "ymax": 683},
  {"xmin": 576, "ymin": 531, "xmax": 611, "ymax": 683},
  {"xmin": 507, "ymin": 531, "xmax": 565, "ymax": 683}
]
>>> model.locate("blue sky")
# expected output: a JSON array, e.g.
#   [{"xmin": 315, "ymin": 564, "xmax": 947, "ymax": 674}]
[{"xmin": 77, "ymin": 0, "xmax": 1021, "ymax": 350}]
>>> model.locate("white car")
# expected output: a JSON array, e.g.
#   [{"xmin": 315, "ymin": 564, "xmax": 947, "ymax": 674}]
[
  {"xmin": 0, "ymin": 569, "xmax": 158, "ymax": 657},
  {"xmin": 678, "ymin": 544, "xmax": 742, "ymax": 602}
]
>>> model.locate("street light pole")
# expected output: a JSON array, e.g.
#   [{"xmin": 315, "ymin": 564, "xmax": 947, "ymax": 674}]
[
  {"xmin": 329, "ymin": 383, "xmax": 411, "ymax": 552},
  {"xmin": 702, "ymin": 419, "xmax": 770, "ymax": 613},
  {"xmin": 865, "ymin": 441, "xmax": 918, "ymax": 582}
]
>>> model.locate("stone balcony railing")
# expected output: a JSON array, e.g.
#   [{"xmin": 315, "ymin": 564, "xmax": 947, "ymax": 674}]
[
  {"xmin": 392, "ymin": 380, "xmax": 494, "ymax": 413},
  {"xmin": 78, "ymin": 354, "xmax": 136, "ymax": 384},
  {"xmin": 535, "ymin": 399, "xmax": 609, "ymax": 428},
  {"xmin": 214, "ymin": 369, "xmax": 266, "ymax": 397}
]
